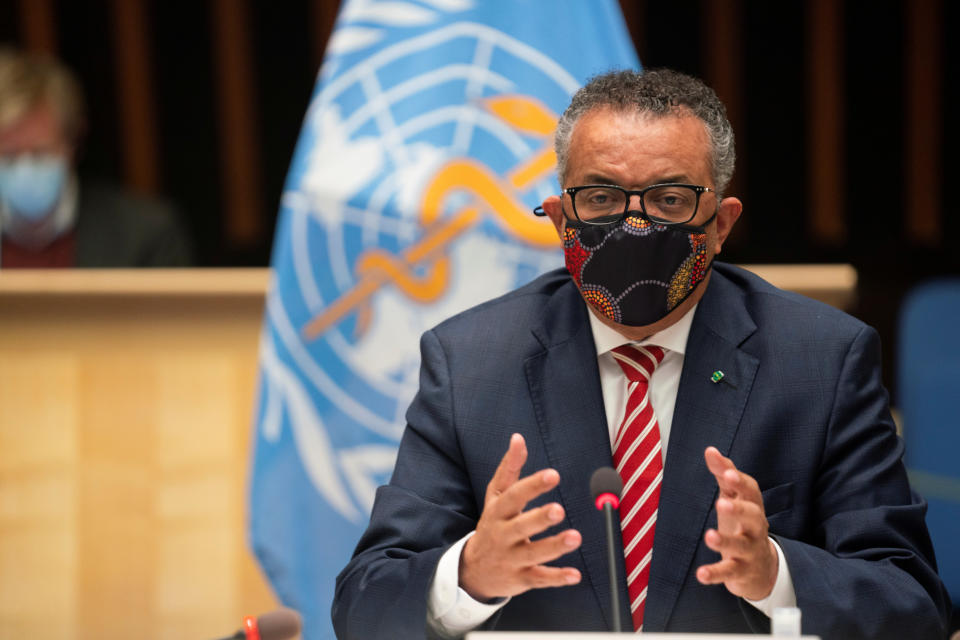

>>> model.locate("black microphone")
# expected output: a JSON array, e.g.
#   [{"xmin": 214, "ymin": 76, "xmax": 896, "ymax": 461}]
[
  {"xmin": 590, "ymin": 466, "xmax": 623, "ymax": 633},
  {"xmin": 211, "ymin": 607, "xmax": 302, "ymax": 640}
]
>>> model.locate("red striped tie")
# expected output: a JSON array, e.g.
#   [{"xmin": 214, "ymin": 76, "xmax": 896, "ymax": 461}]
[{"xmin": 611, "ymin": 344, "xmax": 666, "ymax": 631}]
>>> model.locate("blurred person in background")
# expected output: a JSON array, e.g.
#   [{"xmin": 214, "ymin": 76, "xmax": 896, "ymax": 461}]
[{"xmin": 0, "ymin": 48, "xmax": 192, "ymax": 268}]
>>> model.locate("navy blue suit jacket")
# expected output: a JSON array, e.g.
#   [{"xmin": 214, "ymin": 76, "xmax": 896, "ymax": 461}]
[{"xmin": 333, "ymin": 263, "xmax": 951, "ymax": 639}]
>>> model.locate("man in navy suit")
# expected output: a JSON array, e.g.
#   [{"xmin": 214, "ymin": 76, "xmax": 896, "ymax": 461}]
[{"xmin": 333, "ymin": 69, "xmax": 951, "ymax": 639}]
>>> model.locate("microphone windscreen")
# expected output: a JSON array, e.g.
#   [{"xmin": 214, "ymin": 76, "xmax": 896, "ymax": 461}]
[
  {"xmin": 590, "ymin": 467, "xmax": 622, "ymax": 500},
  {"xmin": 258, "ymin": 608, "xmax": 302, "ymax": 640}
]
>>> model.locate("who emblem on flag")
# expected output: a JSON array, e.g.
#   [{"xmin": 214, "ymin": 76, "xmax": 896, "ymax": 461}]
[{"xmin": 250, "ymin": 1, "xmax": 638, "ymax": 637}]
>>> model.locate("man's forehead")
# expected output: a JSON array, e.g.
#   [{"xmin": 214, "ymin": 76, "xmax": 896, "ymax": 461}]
[{"xmin": 565, "ymin": 107, "xmax": 713, "ymax": 183}]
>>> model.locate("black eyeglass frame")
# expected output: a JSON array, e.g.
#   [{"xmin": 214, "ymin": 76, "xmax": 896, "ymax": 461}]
[{"xmin": 561, "ymin": 182, "xmax": 715, "ymax": 227}]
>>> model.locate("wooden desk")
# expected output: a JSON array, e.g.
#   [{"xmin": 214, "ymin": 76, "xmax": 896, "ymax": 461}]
[
  {"xmin": 0, "ymin": 269, "xmax": 274, "ymax": 640},
  {"xmin": 0, "ymin": 265, "xmax": 855, "ymax": 639}
]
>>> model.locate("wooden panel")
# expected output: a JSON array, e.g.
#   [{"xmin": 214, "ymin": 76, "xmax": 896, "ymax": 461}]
[
  {"xmin": 806, "ymin": 0, "xmax": 846, "ymax": 246},
  {"xmin": 0, "ymin": 274, "xmax": 277, "ymax": 640},
  {"xmin": 211, "ymin": 0, "xmax": 263, "ymax": 247},
  {"xmin": 744, "ymin": 263, "xmax": 857, "ymax": 310},
  {"xmin": 17, "ymin": 0, "xmax": 57, "ymax": 54},
  {"xmin": 0, "ymin": 354, "xmax": 77, "ymax": 639},
  {"xmin": 0, "ymin": 268, "xmax": 269, "ymax": 296},
  {"xmin": 110, "ymin": 0, "xmax": 160, "ymax": 194},
  {"xmin": 703, "ymin": 0, "xmax": 743, "ymax": 198},
  {"xmin": 905, "ymin": 0, "xmax": 942, "ymax": 246}
]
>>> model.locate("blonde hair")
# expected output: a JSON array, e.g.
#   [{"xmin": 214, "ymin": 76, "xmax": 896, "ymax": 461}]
[{"xmin": 0, "ymin": 48, "xmax": 85, "ymax": 143}]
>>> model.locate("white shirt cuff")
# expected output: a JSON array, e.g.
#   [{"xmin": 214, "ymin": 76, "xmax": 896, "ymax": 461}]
[
  {"xmin": 427, "ymin": 531, "xmax": 510, "ymax": 638},
  {"xmin": 744, "ymin": 537, "xmax": 797, "ymax": 617}
]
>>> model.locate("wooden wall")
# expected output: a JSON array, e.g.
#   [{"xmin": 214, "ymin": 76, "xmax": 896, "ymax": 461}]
[
  {"xmin": 0, "ymin": 271, "xmax": 276, "ymax": 639},
  {"xmin": 0, "ymin": 0, "xmax": 952, "ymax": 271}
]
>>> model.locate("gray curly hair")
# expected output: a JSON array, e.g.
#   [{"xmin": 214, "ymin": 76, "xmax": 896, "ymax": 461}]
[{"xmin": 554, "ymin": 68, "xmax": 735, "ymax": 195}]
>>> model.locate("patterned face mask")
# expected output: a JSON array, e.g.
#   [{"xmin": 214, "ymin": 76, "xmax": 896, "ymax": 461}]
[{"xmin": 563, "ymin": 210, "xmax": 715, "ymax": 327}]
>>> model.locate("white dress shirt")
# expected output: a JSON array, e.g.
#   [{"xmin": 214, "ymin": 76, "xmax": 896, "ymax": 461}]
[{"xmin": 427, "ymin": 304, "xmax": 795, "ymax": 637}]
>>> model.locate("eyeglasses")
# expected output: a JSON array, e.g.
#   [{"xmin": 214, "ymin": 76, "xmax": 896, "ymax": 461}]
[{"xmin": 563, "ymin": 183, "xmax": 714, "ymax": 226}]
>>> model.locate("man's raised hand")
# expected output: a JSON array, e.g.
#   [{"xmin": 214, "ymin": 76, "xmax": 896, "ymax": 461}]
[
  {"xmin": 459, "ymin": 433, "xmax": 582, "ymax": 601},
  {"xmin": 696, "ymin": 446, "xmax": 778, "ymax": 601}
]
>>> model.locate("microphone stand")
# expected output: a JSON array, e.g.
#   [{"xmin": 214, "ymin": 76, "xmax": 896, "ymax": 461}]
[
  {"xmin": 591, "ymin": 467, "xmax": 625, "ymax": 633},
  {"xmin": 602, "ymin": 501, "xmax": 621, "ymax": 633}
]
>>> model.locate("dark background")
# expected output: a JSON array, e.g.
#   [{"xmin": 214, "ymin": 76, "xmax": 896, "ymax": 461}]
[{"xmin": 1, "ymin": 0, "xmax": 957, "ymax": 397}]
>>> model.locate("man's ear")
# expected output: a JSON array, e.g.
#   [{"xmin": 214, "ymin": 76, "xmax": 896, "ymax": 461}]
[
  {"xmin": 713, "ymin": 196, "xmax": 742, "ymax": 254},
  {"xmin": 541, "ymin": 194, "xmax": 565, "ymax": 239}
]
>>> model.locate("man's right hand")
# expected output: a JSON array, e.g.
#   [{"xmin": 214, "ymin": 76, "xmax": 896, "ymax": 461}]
[{"xmin": 459, "ymin": 433, "xmax": 583, "ymax": 601}]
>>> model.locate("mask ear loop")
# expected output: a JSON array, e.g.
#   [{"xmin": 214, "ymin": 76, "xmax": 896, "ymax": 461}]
[{"xmin": 532, "ymin": 203, "xmax": 591, "ymax": 230}]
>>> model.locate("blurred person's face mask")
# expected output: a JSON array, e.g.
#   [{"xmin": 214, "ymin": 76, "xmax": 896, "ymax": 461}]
[{"xmin": 0, "ymin": 155, "xmax": 68, "ymax": 222}]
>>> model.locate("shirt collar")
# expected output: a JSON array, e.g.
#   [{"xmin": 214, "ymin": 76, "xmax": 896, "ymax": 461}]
[{"xmin": 587, "ymin": 302, "xmax": 697, "ymax": 357}]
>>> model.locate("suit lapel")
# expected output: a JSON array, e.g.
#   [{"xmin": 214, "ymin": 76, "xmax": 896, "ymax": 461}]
[
  {"xmin": 525, "ymin": 280, "xmax": 631, "ymax": 631},
  {"xmin": 642, "ymin": 269, "xmax": 760, "ymax": 631}
]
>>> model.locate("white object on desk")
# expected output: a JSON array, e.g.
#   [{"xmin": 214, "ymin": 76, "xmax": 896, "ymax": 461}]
[{"xmin": 772, "ymin": 606, "xmax": 803, "ymax": 636}]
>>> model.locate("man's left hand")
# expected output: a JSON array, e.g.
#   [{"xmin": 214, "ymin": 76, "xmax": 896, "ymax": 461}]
[{"xmin": 696, "ymin": 446, "xmax": 778, "ymax": 601}]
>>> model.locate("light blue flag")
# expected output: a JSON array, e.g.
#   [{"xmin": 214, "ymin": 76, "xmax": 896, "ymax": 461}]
[{"xmin": 250, "ymin": 2, "xmax": 639, "ymax": 637}]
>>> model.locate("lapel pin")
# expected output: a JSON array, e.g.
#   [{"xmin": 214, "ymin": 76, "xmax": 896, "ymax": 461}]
[{"xmin": 710, "ymin": 370, "xmax": 738, "ymax": 389}]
